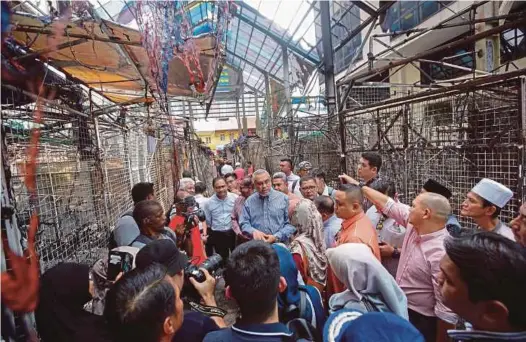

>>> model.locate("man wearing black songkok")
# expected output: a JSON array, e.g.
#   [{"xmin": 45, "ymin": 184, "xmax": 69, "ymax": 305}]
[{"xmin": 421, "ymin": 179, "xmax": 464, "ymax": 237}]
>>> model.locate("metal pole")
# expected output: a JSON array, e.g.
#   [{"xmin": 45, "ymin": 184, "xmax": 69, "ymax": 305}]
[
  {"xmin": 241, "ymin": 77, "xmax": 248, "ymax": 135},
  {"xmin": 264, "ymin": 73, "xmax": 272, "ymax": 168},
  {"xmin": 235, "ymin": 97, "xmax": 242, "ymax": 137},
  {"xmin": 319, "ymin": 0, "xmax": 346, "ymax": 174},
  {"xmin": 282, "ymin": 46, "xmax": 294, "ymax": 152}
]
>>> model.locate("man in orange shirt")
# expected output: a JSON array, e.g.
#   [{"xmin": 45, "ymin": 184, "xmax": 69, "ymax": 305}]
[{"xmin": 333, "ymin": 184, "xmax": 381, "ymax": 261}]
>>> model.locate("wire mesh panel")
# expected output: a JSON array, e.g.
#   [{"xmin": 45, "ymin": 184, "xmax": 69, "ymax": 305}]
[{"xmin": 2, "ymin": 92, "xmax": 178, "ymax": 273}]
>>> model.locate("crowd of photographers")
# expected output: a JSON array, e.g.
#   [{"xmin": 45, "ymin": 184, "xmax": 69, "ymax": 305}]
[{"xmin": 29, "ymin": 155, "xmax": 526, "ymax": 342}]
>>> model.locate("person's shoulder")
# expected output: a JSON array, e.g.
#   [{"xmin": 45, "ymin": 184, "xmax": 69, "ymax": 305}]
[
  {"xmin": 228, "ymin": 192, "xmax": 239, "ymax": 200},
  {"xmin": 203, "ymin": 327, "xmax": 232, "ymax": 342},
  {"xmin": 176, "ymin": 311, "xmax": 220, "ymax": 342}
]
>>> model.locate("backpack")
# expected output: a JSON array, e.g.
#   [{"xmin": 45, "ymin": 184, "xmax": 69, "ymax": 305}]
[
  {"xmin": 292, "ymin": 179, "xmax": 299, "ymax": 194},
  {"xmin": 108, "ymin": 211, "xmax": 133, "ymax": 249},
  {"xmin": 281, "ymin": 287, "xmax": 325, "ymax": 342}
]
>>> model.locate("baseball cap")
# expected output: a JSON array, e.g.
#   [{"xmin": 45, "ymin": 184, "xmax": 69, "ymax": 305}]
[
  {"xmin": 422, "ymin": 179, "xmax": 452, "ymax": 199},
  {"xmin": 135, "ymin": 240, "xmax": 188, "ymax": 276},
  {"xmin": 298, "ymin": 161, "xmax": 312, "ymax": 170}
]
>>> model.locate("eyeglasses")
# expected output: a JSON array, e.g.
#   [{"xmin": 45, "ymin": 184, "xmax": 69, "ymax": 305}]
[{"xmin": 301, "ymin": 186, "xmax": 316, "ymax": 191}]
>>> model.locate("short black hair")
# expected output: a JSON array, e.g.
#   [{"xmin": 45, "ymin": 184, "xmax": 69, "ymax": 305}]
[
  {"xmin": 195, "ymin": 182, "xmax": 206, "ymax": 194},
  {"xmin": 133, "ymin": 200, "xmax": 162, "ymax": 230},
  {"xmin": 339, "ymin": 184, "xmax": 364, "ymax": 206},
  {"xmin": 182, "ymin": 170, "xmax": 192, "ymax": 178},
  {"xmin": 104, "ymin": 263, "xmax": 178, "ymax": 342},
  {"xmin": 225, "ymin": 241, "xmax": 280, "ymax": 322},
  {"xmin": 314, "ymin": 195, "xmax": 334, "ymax": 214},
  {"xmin": 361, "ymin": 152, "xmax": 382, "ymax": 172},
  {"xmin": 280, "ymin": 158, "xmax": 293, "ymax": 168},
  {"xmin": 370, "ymin": 179, "xmax": 396, "ymax": 198},
  {"xmin": 481, "ymin": 198, "xmax": 501, "ymax": 219},
  {"xmin": 212, "ymin": 176, "xmax": 226, "ymax": 187},
  {"xmin": 299, "ymin": 176, "xmax": 316, "ymax": 187},
  {"xmin": 224, "ymin": 172, "xmax": 237, "ymax": 180},
  {"xmin": 444, "ymin": 232, "xmax": 526, "ymax": 330},
  {"xmin": 313, "ymin": 170, "xmax": 326, "ymax": 181},
  {"xmin": 131, "ymin": 182, "xmax": 154, "ymax": 204}
]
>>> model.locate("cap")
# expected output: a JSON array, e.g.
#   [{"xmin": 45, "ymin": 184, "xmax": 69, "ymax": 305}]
[
  {"xmin": 471, "ymin": 178, "xmax": 513, "ymax": 208},
  {"xmin": 323, "ymin": 309, "xmax": 424, "ymax": 342},
  {"xmin": 422, "ymin": 179, "xmax": 452, "ymax": 199},
  {"xmin": 235, "ymin": 162, "xmax": 241, "ymax": 167},
  {"xmin": 135, "ymin": 240, "xmax": 188, "ymax": 276},
  {"xmin": 298, "ymin": 161, "xmax": 312, "ymax": 171},
  {"xmin": 221, "ymin": 164, "xmax": 234, "ymax": 175}
]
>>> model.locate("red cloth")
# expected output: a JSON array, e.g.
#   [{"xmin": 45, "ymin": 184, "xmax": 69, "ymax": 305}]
[
  {"xmin": 168, "ymin": 215, "xmax": 206, "ymax": 265},
  {"xmin": 292, "ymin": 253, "xmax": 307, "ymax": 283},
  {"xmin": 234, "ymin": 167, "xmax": 245, "ymax": 181}
]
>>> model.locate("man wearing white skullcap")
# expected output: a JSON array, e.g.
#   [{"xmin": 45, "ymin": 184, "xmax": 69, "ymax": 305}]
[{"xmin": 460, "ymin": 178, "xmax": 515, "ymax": 241}]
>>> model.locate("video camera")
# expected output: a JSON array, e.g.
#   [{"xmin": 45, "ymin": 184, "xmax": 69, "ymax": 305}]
[
  {"xmin": 182, "ymin": 254, "xmax": 223, "ymax": 301},
  {"xmin": 181, "ymin": 196, "xmax": 206, "ymax": 232}
]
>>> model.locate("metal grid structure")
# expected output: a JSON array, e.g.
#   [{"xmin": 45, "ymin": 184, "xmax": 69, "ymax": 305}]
[{"xmin": 2, "ymin": 86, "xmax": 178, "ymax": 273}]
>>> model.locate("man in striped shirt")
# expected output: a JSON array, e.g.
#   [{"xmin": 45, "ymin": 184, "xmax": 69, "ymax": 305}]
[{"xmin": 239, "ymin": 170, "xmax": 296, "ymax": 243}]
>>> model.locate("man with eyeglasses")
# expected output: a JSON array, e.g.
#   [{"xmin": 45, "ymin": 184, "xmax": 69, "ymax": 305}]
[
  {"xmin": 239, "ymin": 169, "xmax": 296, "ymax": 244},
  {"xmin": 299, "ymin": 176, "xmax": 319, "ymax": 201}
]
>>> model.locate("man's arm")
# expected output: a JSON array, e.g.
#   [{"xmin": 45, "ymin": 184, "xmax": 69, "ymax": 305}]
[
  {"xmin": 339, "ymin": 174, "xmax": 389, "ymax": 208},
  {"xmin": 203, "ymin": 200, "xmax": 212, "ymax": 228},
  {"xmin": 189, "ymin": 269, "xmax": 226, "ymax": 328},
  {"xmin": 231, "ymin": 203, "xmax": 242, "ymax": 235}
]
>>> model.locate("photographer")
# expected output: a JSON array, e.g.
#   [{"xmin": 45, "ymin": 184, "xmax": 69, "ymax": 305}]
[
  {"xmin": 203, "ymin": 177, "xmax": 238, "ymax": 260},
  {"xmin": 135, "ymin": 240, "xmax": 226, "ymax": 340},
  {"xmin": 168, "ymin": 193, "xmax": 207, "ymax": 264}
]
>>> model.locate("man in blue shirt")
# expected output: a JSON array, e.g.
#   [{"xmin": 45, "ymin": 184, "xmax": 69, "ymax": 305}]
[
  {"xmin": 203, "ymin": 177, "xmax": 238, "ymax": 260},
  {"xmin": 239, "ymin": 170, "xmax": 296, "ymax": 243},
  {"xmin": 314, "ymin": 195, "xmax": 342, "ymax": 248},
  {"xmin": 204, "ymin": 240, "xmax": 294, "ymax": 342}
]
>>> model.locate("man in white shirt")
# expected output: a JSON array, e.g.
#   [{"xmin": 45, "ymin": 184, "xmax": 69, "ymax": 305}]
[
  {"xmin": 460, "ymin": 178, "xmax": 515, "ymax": 241},
  {"xmin": 279, "ymin": 158, "xmax": 299, "ymax": 193}
]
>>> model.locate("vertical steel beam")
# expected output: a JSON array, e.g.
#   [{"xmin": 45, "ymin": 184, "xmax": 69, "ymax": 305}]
[
  {"xmin": 319, "ymin": 0, "xmax": 346, "ymax": 173},
  {"xmin": 282, "ymin": 47, "xmax": 294, "ymax": 151},
  {"xmin": 241, "ymin": 76, "xmax": 248, "ymax": 135},
  {"xmin": 264, "ymin": 73, "xmax": 272, "ymax": 167}
]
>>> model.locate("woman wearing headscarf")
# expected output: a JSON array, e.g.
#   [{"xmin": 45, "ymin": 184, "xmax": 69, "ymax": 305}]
[
  {"xmin": 327, "ymin": 243, "xmax": 408, "ymax": 319},
  {"xmin": 35, "ymin": 263, "xmax": 112, "ymax": 342},
  {"xmin": 272, "ymin": 244, "xmax": 326, "ymax": 339},
  {"xmin": 290, "ymin": 199, "xmax": 328, "ymax": 292}
]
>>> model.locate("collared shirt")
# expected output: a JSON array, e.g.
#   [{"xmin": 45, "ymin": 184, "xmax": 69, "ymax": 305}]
[
  {"xmin": 239, "ymin": 189, "xmax": 296, "ymax": 242},
  {"xmin": 448, "ymin": 328, "xmax": 526, "ymax": 341},
  {"xmin": 336, "ymin": 212, "xmax": 381, "ymax": 261},
  {"xmin": 287, "ymin": 192, "xmax": 301, "ymax": 218},
  {"xmin": 366, "ymin": 205, "xmax": 406, "ymax": 277},
  {"xmin": 321, "ymin": 185, "xmax": 335, "ymax": 198},
  {"xmin": 203, "ymin": 322, "xmax": 293, "ymax": 342},
  {"xmin": 204, "ymin": 193, "xmax": 238, "ymax": 232},
  {"xmin": 485, "ymin": 220, "xmax": 516, "ymax": 242},
  {"xmin": 286, "ymin": 172, "xmax": 300, "ymax": 191},
  {"xmin": 324, "ymin": 214, "xmax": 342, "ymax": 248},
  {"xmin": 382, "ymin": 198, "xmax": 456, "ymax": 323},
  {"xmin": 231, "ymin": 195, "xmax": 247, "ymax": 235}
]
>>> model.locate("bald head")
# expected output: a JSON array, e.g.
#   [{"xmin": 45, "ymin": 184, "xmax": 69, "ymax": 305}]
[
  {"xmin": 419, "ymin": 192, "xmax": 451, "ymax": 221},
  {"xmin": 409, "ymin": 192, "xmax": 451, "ymax": 233}
]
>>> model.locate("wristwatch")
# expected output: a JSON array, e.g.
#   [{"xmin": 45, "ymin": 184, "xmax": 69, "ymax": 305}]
[{"xmin": 392, "ymin": 247, "xmax": 401, "ymax": 259}]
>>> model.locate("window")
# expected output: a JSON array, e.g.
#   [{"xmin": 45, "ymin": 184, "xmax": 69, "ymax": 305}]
[
  {"xmin": 501, "ymin": 27, "xmax": 526, "ymax": 63},
  {"xmin": 205, "ymin": 137, "xmax": 211, "ymax": 144},
  {"xmin": 220, "ymin": 134, "xmax": 225, "ymax": 141},
  {"xmin": 332, "ymin": 2, "xmax": 363, "ymax": 74},
  {"xmin": 383, "ymin": 1, "xmax": 453, "ymax": 34}
]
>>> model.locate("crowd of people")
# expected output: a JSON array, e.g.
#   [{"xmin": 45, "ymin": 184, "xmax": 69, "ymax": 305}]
[{"xmin": 26, "ymin": 153, "xmax": 526, "ymax": 342}]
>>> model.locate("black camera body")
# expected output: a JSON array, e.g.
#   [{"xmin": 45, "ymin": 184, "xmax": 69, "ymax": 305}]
[
  {"xmin": 182, "ymin": 254, "xmax": 223, "ymax": 301},
  {"xmin": 107, "ymin": 250, "xmax": 134, "ymax": 281},
  {"xmin": 181, "ymin": 196, "xmax": 206, "ymax": 232}
]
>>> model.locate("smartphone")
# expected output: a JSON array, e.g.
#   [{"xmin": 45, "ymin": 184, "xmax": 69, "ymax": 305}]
[{"xmin": 107, "ymin": 250, "xmax": 134, "ymax": 281}]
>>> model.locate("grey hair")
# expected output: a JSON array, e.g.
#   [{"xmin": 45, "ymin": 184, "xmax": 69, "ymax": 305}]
[
  {"xmin": 252, "ymin": 169, "xmax": 270, "ymax": 183},
  {"xmin": 179, "ymin": 177, "xmax": 195, "ymax": 191},
  {"xmin": 272, "ymin": 172, "xmax": 287, "ymax": 182},
  {"xmin": 420, "ymin": 192, "xmax": 451, "ymax": 221}
]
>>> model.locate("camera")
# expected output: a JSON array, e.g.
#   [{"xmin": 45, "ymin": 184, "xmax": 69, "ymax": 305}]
[
  {"xmin": 107, "ymin": 250, "xmax": 134, "ymax": 281},
  {"xmin": 182, "ymin": 254, "xmax": 223, "ymax": 301},
  {"xmin": 181, "ymin": 196, "xmax": 206, "ymax": 232}
]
